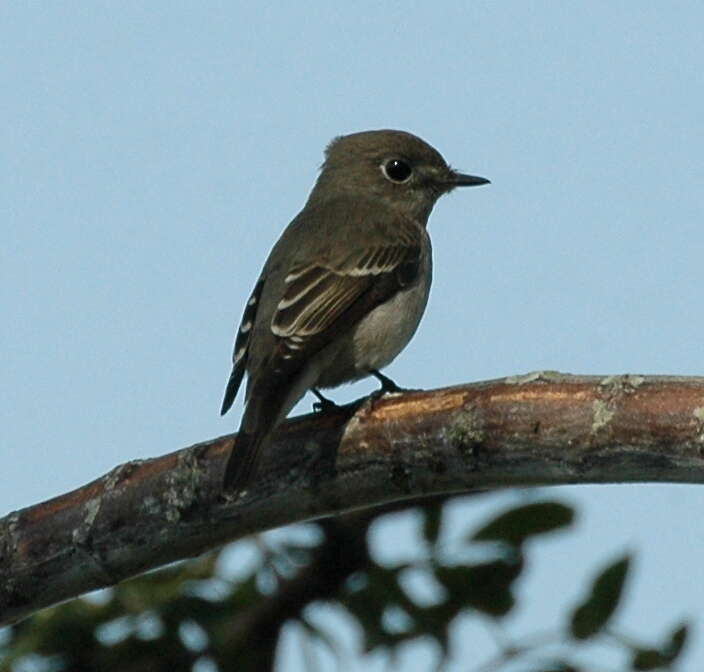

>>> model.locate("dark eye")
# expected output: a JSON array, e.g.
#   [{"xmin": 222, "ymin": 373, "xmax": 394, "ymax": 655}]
[{"xmin": 381, "ymin": 159, "xmax": 412, "ymax": 183}]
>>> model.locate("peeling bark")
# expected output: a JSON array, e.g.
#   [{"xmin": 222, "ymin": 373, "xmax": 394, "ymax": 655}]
[{"xmin": 2, "ymin": 372, "xmax": 704, "ymax": 625}]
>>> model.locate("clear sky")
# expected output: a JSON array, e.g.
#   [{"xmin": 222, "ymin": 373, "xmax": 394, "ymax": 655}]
[{"xmin": 2, "ymin": 2, "xmax": 703, "ymax": 669}]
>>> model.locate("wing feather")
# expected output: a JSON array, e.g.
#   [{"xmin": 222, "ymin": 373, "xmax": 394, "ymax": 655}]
[
  {"xmin": 273, "ymin": 271, "xmax": 368, "ymax": 337},
  {"xmin": 220, "ymin": 276, "xmax": 264, "ymax": 415},
  {"xmin": 270, "ymin": 227, "xmax": 422, "ymax": 370}
]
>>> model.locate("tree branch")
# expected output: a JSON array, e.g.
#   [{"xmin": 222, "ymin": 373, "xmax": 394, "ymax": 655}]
[{"xmin": 2, "ymin": 372, "xmax": 704, "ymax": 625}]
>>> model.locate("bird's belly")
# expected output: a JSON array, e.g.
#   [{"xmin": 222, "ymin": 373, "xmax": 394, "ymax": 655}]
[
  {"xmin": 315, "ymin": 255, "xmax": 432, "ymax": 388},
  {"xmin": 352, "ymin": 278, "xmax": 430, "ymax": 370}
]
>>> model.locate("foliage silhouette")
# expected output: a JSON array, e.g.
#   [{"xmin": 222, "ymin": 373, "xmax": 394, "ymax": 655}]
[{"xmin": 0, "ymin": 497, "xmax": 689, "ymax": 671}]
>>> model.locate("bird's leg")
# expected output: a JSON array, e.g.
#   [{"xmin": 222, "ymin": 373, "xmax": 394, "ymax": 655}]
[
  {"xmin": 311, "ymin": 388, "xmax": 339, "ymax": 413},
  {"xmin": 370, "ymin": 369, "xmax": 403, "ymax": 394}
]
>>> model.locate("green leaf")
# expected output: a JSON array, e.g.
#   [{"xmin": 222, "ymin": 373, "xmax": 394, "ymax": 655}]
[
  {"xmin": 631, "ymin": 622, "xmax": 688, "ymax": 670},
  {"xmin": 471, "ymin": 501, "xmax": 574, "ymax": 547},
  {"xmin": 632, "ymin": 648, "xmax": 667, "ymax": 670},
  {"xmin": 434, "ymin": 558, "xmax": 522, "ymax": 618},
  {"xmin": 570, "ymin": 555, "xmax": 630, "ymax": 640},
  {"xmin": 663, "ymin": 623, "xmax": 688, "ymax": 661}
]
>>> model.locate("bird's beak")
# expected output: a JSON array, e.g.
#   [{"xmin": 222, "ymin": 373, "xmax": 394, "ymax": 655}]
[{"xmin": 448, "ymin": 171, "xmax": 491, "ymax": 187}]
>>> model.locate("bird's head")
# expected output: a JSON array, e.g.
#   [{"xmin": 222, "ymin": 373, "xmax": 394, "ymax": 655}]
[{"xmin": 311, "ymin": 129, "xmax": 489, "ymax": 219}]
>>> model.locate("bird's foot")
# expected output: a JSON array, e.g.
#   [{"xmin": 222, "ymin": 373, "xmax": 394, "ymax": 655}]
[
  {"xmin": 371, "ymin": 369, "xmax": 405, "ymax": 394},
  {"xmin": 311, "ymin": 388, "xmax": 339, "ymax": 413}
]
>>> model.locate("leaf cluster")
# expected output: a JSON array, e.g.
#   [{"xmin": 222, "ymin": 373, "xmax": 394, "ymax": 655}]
[{"xmin": 0, "ymin": 499, "xmax": 689, "ymax": 671}]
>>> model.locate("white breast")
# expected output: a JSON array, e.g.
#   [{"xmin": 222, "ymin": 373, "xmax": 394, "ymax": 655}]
[{"xmin": 351, "ymin": 243, "xmax": 432, "ymax": 373}]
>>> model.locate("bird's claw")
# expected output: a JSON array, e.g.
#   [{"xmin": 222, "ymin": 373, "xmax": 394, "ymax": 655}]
[
  {"xmin": 312, "ymin": 389, "xmax": 339, "ymax": 413},
  {"xmin": 371, "ymin": 369, "xmax": 404, "ymax": 394}
]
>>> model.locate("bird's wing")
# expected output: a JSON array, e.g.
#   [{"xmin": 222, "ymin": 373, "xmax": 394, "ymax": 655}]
[
  {"xmin": 268, "ymin": 217, "xmax": 422, "ymax": 373},
  {"xmin": 223, "ymin": 214, "xmax": 423, "ymax": 491},
  {"xmin": 222, "ymin": 239, "xmax": 417, "ymax": 487}
]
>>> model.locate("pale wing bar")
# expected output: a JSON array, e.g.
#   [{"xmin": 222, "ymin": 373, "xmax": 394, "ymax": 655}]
[
  {"xmin": 271, "ymin": 243, "xmax": 412, "ymax": 340},
  {"xmin": 220, "ymin": 276, "xmax": 264, "ymax": 415}
]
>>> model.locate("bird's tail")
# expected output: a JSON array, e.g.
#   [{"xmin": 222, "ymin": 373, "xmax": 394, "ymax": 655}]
[
  {"xmin": 223, "ymin": 382, "xmax": 293, "ymax": 493},
  {"xmin": 223, "ymin": 428, "xmax": 271, "ymax": 492}
]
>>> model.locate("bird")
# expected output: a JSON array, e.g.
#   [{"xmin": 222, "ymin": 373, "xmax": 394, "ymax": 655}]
[{"xmin": 220, "ymin": 129, "xmax": 489, "ymax": 492}]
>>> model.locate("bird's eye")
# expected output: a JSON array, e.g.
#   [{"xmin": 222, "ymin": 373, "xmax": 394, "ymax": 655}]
[{"xmin": 381, "ymin": 159, "xmax": 412, "ymax": 183}]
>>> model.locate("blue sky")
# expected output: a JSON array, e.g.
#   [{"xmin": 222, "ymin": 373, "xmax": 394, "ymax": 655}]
[{"xmin": 2, "ymin": 2, "xmax": 703, "ymax": 669}]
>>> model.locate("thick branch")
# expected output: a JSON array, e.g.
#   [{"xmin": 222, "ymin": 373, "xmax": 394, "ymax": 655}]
[{"xmin": 2, "ymin": 372, "xmax": 704, "ymax": 625}]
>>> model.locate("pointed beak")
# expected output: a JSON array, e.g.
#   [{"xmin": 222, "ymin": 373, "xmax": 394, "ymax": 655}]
[{"xmin": 448, "ymin": 171, "xmax": 491, "ymax": 187}]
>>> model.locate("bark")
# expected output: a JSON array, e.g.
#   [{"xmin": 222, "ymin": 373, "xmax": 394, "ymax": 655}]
[{"xmin": 2, "ymin": 372, "xmax": 704, "ymax": 626}]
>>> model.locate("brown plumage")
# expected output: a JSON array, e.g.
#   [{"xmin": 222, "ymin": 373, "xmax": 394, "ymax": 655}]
[{"xmin": 221, "ymin": 130, "xmax": 489, "ymax": 492}]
